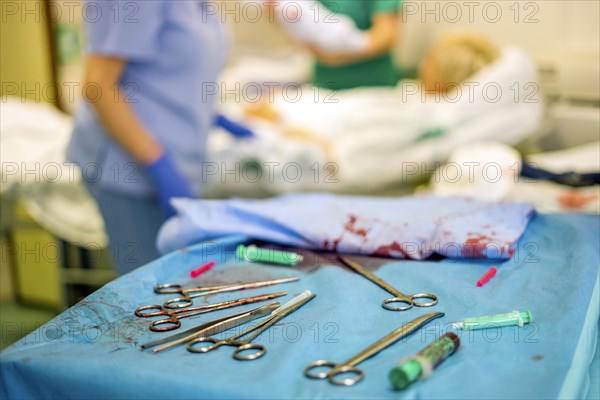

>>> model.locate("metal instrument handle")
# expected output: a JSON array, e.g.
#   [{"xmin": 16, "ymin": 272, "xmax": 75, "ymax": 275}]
[
  {"xmin": 232, "ymin": 343, "xmax": 267, "ymax": 361},
  {"xmin": 154, "ymin": 284, "xmax": 184, "ymax": 294},
  {"xmin": 187, "ymin": 337, "xmax": 225, "ymax": 353},
  {"xmin": 135, "ymin": 304, "xmax": 168, "ymax": 318},
  {"xmin": 338, "ymin": 256, "xmax": 405, "ymax": 298},
  {"xmin": 410, "ymin": 293, "xmax": 438, "ymax": 307},
  {"xmin": 338, "ymin": 312, "xmax": 444, "ymax": 368},
  {"xmin": 304, "ymin": 360, "xmax": 338, "ymax": 379},
  {"xmin": 382, "ymin": 293, "xmax": 437, "ymax": 311},
  {"xmin": 150, "ymin": 318, "xmax": 181, "ymax": 332},
  {"xmin": 154, "ymin": 283, "xmax": 241, "ymax": 295},
  {"xmin": 304, "ymin": 312, "xmax": 445, "ymax": 386},
  {"xmin": 163, "ymin": 296, "xmax": 194, "ymax": 309},
  {"xmin": 162, "ymin": 278, "xmax": 300, "ymax": 309},
  {"xmin": 327, "ymin": 365, "xmax": 364, "ymax": 386},
  {"xmin": 382, "ymin": 298, "xmax": 414, "ymax": 311},
  {"xmin": 143, "ymin": 302, "xmax": 280, "ymax": 352}
]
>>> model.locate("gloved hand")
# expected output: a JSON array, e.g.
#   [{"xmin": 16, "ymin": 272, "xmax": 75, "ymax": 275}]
[
  {"xmin": 214, "ymin": 114, "xmax": 255, "ymax": 138},
  {"xmin": 145, "ymin": 152, "xmax": 194, "ymax": 218}
]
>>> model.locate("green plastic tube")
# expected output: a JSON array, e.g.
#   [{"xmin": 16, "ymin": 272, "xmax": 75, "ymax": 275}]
[
  {"xmin": 389, "ymin": 332, "xmax": 460, "ymax": 390},
  {"xmin": 236, "ymin": 244, "xmax": 303, "ymax": 266}
]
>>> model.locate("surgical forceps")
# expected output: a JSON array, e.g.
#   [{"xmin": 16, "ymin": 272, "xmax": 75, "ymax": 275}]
[
  {"xmin": 305, "ymin": 312, "xmax": 444, "ymax": 386},
  {"xmin": 187, "ymin": 290, "xmax": 315, "ymax": 360},
  {"xmin": 141, "ymin": 302, "xmax": 280, "ymax": 353},
  {"xmin": 135, "ymin": 292, "xmax": 286, "ymax": 332},
  {"xmin": 156, "ymin": 276, "xmax": 300, "ymax": 309},
  {"xmin": 338, "ymin": 256, "xmax": 438, "ymax": 311}
]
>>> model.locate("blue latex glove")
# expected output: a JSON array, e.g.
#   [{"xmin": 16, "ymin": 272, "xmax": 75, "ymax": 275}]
[
  {"xmin": 214, "ymin": 114, "xmax": 255, "ymax": 138},
  {"xmin": 145, "ymin": 153, "xmax": 194, "ymax": 218}
]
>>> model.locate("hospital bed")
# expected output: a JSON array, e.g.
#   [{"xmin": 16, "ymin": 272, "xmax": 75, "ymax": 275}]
[{"xmin": 209, "ymin": 46, "xmax": 544, "ymax": 196}]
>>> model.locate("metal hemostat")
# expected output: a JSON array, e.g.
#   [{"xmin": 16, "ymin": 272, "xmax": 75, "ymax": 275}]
[
  {"xmin": 140, "ymin": 303, "xmax": 280, "ymax": 353},
  {"xmin": 187, "ymin": 291, "xmax": 316, "ymax": 361},
  {"xmin": 304, "ymin": 312, "xmax": 445, "ymax": 386},
  {"xmin": 338, "ymin": 256, "xmax": 438, "ymax": 311},
  {"xmin": 155, "ymin": 277, "xmax": 300, "ymax": 309},
  {"xmin": 135, "ymin": 292, "xmax": 287, "ymax": 332}
]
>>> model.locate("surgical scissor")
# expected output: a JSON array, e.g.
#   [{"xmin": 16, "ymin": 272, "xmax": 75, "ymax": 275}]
[
  {"xmin": 305, "ymin": 312, "xmax": 444, "ymax": 386},
  {"xmin": 156, "ymin": 277, "xmax": 300, "ymax": 309},
  {"xmin": 135, "ymin": 292, "xmax": 287, "ymax": 332},
  {"xmin": 338, "ymin": 256, "xmax": 438, "ymax": 311},
  {"xmin": 187, "ymin": 290, "xmax": 315, "ymax": 360}
]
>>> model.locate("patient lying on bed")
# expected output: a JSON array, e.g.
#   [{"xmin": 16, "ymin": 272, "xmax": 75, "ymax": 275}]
[
  {"xmin": 213, "ymin": 32, "xmax": 541, "ymax": 195},
  {"xmin": 245, "ymin": 32, "xmax": 504, "ymax": 134},
  {"xmin": 418, "ymin": 33, "xmax": 500, "ymax": 94}
]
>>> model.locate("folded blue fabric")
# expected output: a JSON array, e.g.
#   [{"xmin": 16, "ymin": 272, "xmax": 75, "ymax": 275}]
[{"xmin": 158, "ymin": 194, "xmax": 535, "ymax": 260}]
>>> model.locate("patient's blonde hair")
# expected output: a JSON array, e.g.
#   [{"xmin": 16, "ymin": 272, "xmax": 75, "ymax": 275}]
[{"xmin": 420, "ymin": 33, "xmax": 500, "ymax": 92}]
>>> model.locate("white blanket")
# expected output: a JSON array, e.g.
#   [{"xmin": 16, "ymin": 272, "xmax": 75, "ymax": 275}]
[
  {"xmin": 209, "ymin": 46, "xmax": 543, "ymax": 196},
  {"xmin": 0, "ymin": 101, "xmax": 108, "ymax": 247}
]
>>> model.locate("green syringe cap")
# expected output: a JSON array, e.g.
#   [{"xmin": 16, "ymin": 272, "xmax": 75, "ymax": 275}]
[
  {"xmin": 236, "ymin": 244, "xmax": 247, "ymax": 260},
  {"xmin": 520, "ymin": 310, "xmax": 532, "ymax": 325}
]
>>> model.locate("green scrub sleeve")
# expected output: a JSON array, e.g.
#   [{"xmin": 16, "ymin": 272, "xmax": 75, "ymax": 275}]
[{"xmin": 373, "ymin": 0, "xmax": 403, "ymax": 14}]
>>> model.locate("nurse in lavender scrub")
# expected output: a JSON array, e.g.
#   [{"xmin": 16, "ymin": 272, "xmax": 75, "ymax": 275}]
[{"xmin": 67, "ymin": 0, "xmax": 229, "ymax": 274}]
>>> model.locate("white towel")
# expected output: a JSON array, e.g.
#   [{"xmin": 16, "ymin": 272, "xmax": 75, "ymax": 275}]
[{"xmin": 273, "ymin": 0, "xmax": 368, "ymax": 54}]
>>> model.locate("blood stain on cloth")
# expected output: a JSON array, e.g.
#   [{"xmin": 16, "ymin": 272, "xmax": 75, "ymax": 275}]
[
  {"xmin": 557, "ymin": 191, "xmax": 598, "ymax": 210},
  {"xmin": 74, "ymin": 300, "xmax": 148, "ymax": 349},
  {"xmin": 462, "ymin": 236, "xmax": 494, "ymax": 258},
  {"xmin": 124, "ymin": 336, "xmax": 138, "ymax": 346},
  {"xmin": 322, "ymin": 238, "xmax": 341, "ymax": 251},
  {"xmin": 532, "ymin": 354, "xmax": 544, "ymax": 361},
  {"xmin": 344, "ymin": 214, "xmax": 370, "ymax": 238},
  {"xmin": 374, "ymin": 242, "xmax": 411, "ymax": 259}
]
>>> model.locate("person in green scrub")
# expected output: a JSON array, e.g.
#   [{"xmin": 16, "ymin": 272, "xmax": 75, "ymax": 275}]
[{"xmin": 310, "ymin": 0, "xmax": 403, "ymax": 90}]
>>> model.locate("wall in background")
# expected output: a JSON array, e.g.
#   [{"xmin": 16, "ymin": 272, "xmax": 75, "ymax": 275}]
[
  {"xmin": 2, "ymin": 1, "xmax": 598, "ymax": 104},
  {"xmin": 0, "ymin": 0, "xmax": 56, "ymax": 103},
  {"xmin": 230, "ymin": 1, "xmax": 600, "ymax": 101},
  {"xmin": 6, "ymin": 1, "xmax": 596, "ymax": 107},
  {"xmin": 0, "ymin": 237, "xmax": 15, "ymax": 302},
  {"xmin": 396, "ymin": 0, "xmax": 600, "ymax": 101}
]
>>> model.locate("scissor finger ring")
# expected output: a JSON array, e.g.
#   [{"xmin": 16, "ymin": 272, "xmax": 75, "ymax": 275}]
[
  {"xmin": 382, "ymin": 298, "xmax": 413, "ymax": 311},
  {"xmin": 150, "ymin": 319, "xmax": 181, "ymax": 332},
  {"xmin": 328, "ymin": 366, "xmax": 364, "ymax": 386},
  {"xmin": 187, "ymin": 337, "xmax": 222, "ymax": 353},
  {"xmin": 304, "ymin": 360, "xmax": 337, "ymax": 379},
  {"xmin": 163, "ymin": 297, "xmax": 193, "ymax": 309},
  {"xmin": 233, "ymin": 343, "xmax": 266, "ymax": 361},
  {"xmin": 410, "ymin": 293, "xmax": 438, "ymax": 307}
]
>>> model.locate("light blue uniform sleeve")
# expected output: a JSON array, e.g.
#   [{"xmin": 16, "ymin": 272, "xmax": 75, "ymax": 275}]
[{"xmin": 84, "ymin": 0, "xmax": 165, "ymax": 60}]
